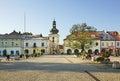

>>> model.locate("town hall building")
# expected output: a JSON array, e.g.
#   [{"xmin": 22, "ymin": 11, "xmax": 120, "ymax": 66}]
[{"xmin": 0, "ymin": 20, "xmax": 60, "ymax": 56}]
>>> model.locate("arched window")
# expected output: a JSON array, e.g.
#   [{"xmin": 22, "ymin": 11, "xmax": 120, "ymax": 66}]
[
  {"xmin": 41, "ymin": 49, "xmax": 45, "ymax": 54},
  {"xmin": 88, "ymin": 49, "xmax": 92, "ymax": 54},
  {"xmin": 67, "ymin": 49, "xmax": 72, "ymax": 54},
  {"xmin": 95, "ymin": 49, "xmax": 99, "ymax": 55},
  {"xmin": 33, "ymin": 49, "xmax": 36, "ymax": 54},
  {"xmin": 3, "ymin": 49, "xmax": 7, "ymax": 56},
  {"xmin": 11, "ymin": 51, "xmax": 14, "ymax": 55},
  {"xmin": 74, "ymin": 49, "xmax": 79, "ymax": 54},
  {"xmin": 25, "ymin": 49, "xmax": 29, "ymax": 54}
]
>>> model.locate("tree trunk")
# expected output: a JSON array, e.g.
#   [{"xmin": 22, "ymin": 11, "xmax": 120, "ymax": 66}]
[{"xmin": 81, "ymin": 43, "xmax": 85, "ymax": 52}]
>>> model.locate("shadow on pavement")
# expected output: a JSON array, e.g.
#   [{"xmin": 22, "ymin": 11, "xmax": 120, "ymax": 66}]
[{"xmin": 0, "ymin": 62, "xmax": 120, "ymax": 73}]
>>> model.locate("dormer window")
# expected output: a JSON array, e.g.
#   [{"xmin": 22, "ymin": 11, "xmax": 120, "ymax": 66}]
[{"xmin": 106, "ymin": 34, "xmax": 109, "ymax": 40}]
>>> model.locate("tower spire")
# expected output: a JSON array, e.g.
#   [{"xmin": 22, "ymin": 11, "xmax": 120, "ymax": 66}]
[
  {"xmin": 53, "ymin": 19, "xmax": 56, "ymax": 28},
  {"xmin": 50, "ymin": 19, "xmax": 59, "ymax": 34}
]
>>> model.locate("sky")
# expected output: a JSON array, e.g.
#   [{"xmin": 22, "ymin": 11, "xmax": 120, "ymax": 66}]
[{"xmin": 0, "ymin": 0, "xmax": 120, "ymax": 44}]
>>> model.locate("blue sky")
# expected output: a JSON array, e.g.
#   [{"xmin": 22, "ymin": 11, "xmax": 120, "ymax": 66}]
[{"xmin": 0, "ymin": 0, "xmax": 120, "ymax": 44}]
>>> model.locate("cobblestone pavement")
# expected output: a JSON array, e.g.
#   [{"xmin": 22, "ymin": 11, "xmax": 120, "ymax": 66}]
[{"xmin": 0, "ymin": 55, "xmax": 120, "ymax": 81}]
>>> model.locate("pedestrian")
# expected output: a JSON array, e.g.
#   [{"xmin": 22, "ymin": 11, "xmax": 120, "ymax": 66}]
[{"xmin": 6, "ymin": 55, "xmax": 10, "ymax": 61}]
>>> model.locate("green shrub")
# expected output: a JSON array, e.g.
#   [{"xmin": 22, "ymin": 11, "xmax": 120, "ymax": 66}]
[
  {"xmin": 103, "ymin": 51, "xmax": 110, "ymax": 58},
  {"xmin": 96, "ymin": 57, "xmax": 104, "ymax": 62},
  {"xmin": 37, "ymin": 53, "xmax": 41, "ymax": 56},
  {"xmin": 34, "ymin": 53, "xmax": 37, "ymax": 57}
]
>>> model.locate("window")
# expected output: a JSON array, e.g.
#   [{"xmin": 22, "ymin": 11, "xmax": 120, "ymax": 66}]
[
  {"xmin": 11, "ymin": 51, "xmax": 14, "ymax": 55},
  {"xmin": 25, "ymin": 49, "xmax": 29, "ymax": 54},
  {"xmin": 33, "ymin": 43, "xmax": 36, "ymax": 47},
  {"xmin": 5, "ymin": 42, "xmax": 7, "ymax": 46},
  {"xmin": 106, "ymin": 35, "xmax": 109, "ymax": 40},
  {"xmin": 41, "ymin": 43, "xmax": 44, "ymax": 47},
  {"xmin": 33, "ymin": 50, "xmax": 36, "ymax": 54},
  {"xmin": 52, "ymin": 37, "xmax": 54, "ymax": 42},
  {"xmin": 16, "ymin": 43, "xmax": 18, "ymax": 46},
  {"xmin": 96, "ymin": 42, "xmax": 98, "ymax": 46},
  {"xmin": 12, "ymin": 42, "xmax": 14, "ymax": 46},
  {"xmin": 41, "ymin": 49, "xmax": 45, "ymax": 54},
  {"xmin": 117, "ymin": 42, "xmax": 120, "ymax": 46},
  {"xmin": 16, "ymin": 51, "xmax": 19, "ymax": 55},
  {"xmin": 26, "ymin": 43, "xmax": 28, "ymax": 47},
  {"xmin": 106, "ymin": 42, "xmax": 109, "ymax": 46}
]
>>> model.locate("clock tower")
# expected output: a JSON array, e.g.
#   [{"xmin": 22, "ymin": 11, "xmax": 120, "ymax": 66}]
[{"xmin": 49, "ymin": 19, "xmax": 59, "ymax": 54}]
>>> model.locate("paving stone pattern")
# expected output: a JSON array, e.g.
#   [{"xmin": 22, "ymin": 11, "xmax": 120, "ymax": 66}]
[{"xmin": 0, "ymin": 55, "xmax": 120, "ymax": 81}]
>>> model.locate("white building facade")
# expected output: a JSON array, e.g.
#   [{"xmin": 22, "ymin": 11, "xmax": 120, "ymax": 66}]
[
  {"xmin": 63, "ymin": 31, "xmax": 120, "ymax": 55},
  {"xmin": 0, "ymin": 20, "xmax": 60, "ymax": 56},
  {"xmin": 23, "ymin": 35, "xmax": 49, "ymax": 55}
]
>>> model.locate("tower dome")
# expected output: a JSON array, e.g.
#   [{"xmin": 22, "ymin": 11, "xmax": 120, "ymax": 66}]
[{"xmin": 50, "ymin": 19, "xmax": 59, "ymax": 34}]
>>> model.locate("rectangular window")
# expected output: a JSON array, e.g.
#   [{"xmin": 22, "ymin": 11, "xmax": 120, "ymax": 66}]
[
  {"xmin": 5, "ymin": 42, "xmax": 7, "ymax": 46},
  {"xmin": 16, "ymin": 43, "xmax": 18, "ymax": 46},
  {"xmin": 52, "ymin": 37, "xmax": 54, "ymax": 42},
  {"xmin": 41, "ymin": 43, "xmax": 44, "ymax": 47},
  {"xmin": 117, "ymin": 42, "xmax": 119, "ymax": 46},
  {"xmin": 33, "ymin": 43, "xmax": 36, "ymax": 47},
  {"xmin": 106, "ymin": 42, "xmax": 109, "ymax": 46},
  {"xmin": 12, "ymin": 42, "xmax": 14, "ymax": 46},
  {"xmin": 26, "ymin": 43, "xmax": 28, "ymax": 47}
]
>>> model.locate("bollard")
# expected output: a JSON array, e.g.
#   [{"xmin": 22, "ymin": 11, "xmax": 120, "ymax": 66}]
[{"xmin": 112, "ymin": 61, "xmax": 120, "ymax": 69}]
